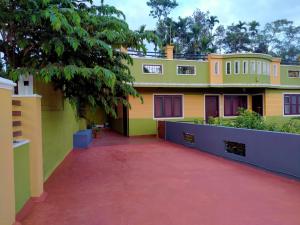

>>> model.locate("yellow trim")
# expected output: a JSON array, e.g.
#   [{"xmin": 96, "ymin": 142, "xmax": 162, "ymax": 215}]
[{"xmin": 0, "ymin": 88, "xmax": 16, "ymax": 225}]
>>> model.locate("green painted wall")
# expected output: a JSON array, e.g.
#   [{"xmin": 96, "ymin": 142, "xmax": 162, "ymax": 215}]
[
  {"xmin": 42, "ymin": 100, "xmax": 80, "ymax": 181},
  {"xmin": 85, "ymin": 107, "xmax": 107, "ymax": 126},
  {"xmin": 129, "ymin": 119, "xmax": 156, "ymax": 136},
  {"xmin": 128, "ymin": 117, "xmax": 203, "ymax": 136},
  {"xmin": 111, "ymin": 118, "xmax": 124, "ymax": 135},
  {"xmin": 280, "ymin": 65, "xmax": 300, "ymax": 85},
  {"xmin": 14, "ymin": 143, "xmax": 30, "ymax": 213},
  {"xmin": 131, "ymin": 58, "xmax": 209, "ymax": 84}
]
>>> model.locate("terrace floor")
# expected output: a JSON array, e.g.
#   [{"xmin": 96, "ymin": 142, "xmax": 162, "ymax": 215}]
[{"xmin": 20, "ymin": 129, "xmax": 300, "ymax": 225}]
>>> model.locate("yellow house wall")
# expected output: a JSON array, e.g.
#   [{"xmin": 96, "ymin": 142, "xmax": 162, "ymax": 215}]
[
  {"xmin": 270, "ymin": 62, "xmax": 281, "ymax": 85},
  {"xmin": 0, "ymin": 88, "xmax": 16, "ymax": 225},
  {"xmin": 265, "ymin": 89, "xmax": 300, "ymax": 116},
  {"xmin": 209, "ymin": 59, "xmax": 223, "ymax": 84},
  {"xmin": 128, "ymin": 92, "xmax": 204, "ymax": 119}
]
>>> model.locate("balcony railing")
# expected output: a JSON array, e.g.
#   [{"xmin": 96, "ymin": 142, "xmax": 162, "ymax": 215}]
[
  {"xmin": 173, "ymin": 53, "xmax": 208, "ymax": 61},
  {"xmin": 128, "ymin": 50, "xmax": 166, "ymax": 58},
  {"xmin": 281, "ymin": 60, "xmax": 300, "ymax": 65}
]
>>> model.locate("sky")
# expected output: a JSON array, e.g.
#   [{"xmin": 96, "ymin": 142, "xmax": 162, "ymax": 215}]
[{"xmin": 95, "ymin": 0, "xmax": 300, "ymax": 30}]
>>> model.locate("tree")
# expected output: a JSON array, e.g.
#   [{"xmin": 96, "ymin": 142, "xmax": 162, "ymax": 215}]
[
  {"xmin": 0, "ymin": 0, "xmax": 158, "ymax": 117},
  {"xmin": 146, "ymin": 0, "xmax": 178, "ymax": 21},
  {"xmin": 263, "ymin": 19, "xmax": 300, "ymax": 60},
  {"xmin": 223, "ymin": 21, "xmax": 251, "ymax": 53}
]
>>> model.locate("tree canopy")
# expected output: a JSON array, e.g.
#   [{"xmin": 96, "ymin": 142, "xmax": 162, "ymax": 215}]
[
  {"xmin": 0, "ymin": 0, "xmax": 158, "ymax": 117},
  {"xmin": 147, "ymin": 2, "xmax": 300, "ymax": 60},
  {"xmin": 146, "ymin": 0, "xmax": 178, "ymax": 21}
]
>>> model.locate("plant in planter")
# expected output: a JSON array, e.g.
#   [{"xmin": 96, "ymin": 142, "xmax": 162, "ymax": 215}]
[{"xmin": 92, "ymin": 127, "xmax": 101, "ymax": 139}]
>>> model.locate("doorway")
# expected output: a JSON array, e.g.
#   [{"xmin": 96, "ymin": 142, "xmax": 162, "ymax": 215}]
[
  {"xmin": 205, "ymin": 95, "xmax": 220, "ymax": 122},
  {"xmin": 252, "ymin": 95, "xmax": 263, "ymax": 116}
]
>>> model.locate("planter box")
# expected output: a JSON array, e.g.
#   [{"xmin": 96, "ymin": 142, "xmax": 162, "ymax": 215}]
[
  {"xmin": 73, "ymin": 129, "xmax": 92, "ymax": 149},
  {"xmin": 166, "ymin": 122, "xmax": 300, "ymax": 179}
]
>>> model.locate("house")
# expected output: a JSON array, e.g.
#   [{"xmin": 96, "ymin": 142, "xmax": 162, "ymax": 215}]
[{"xmin": 112, "ymin": 45, "xmax": 300, "ymax": 136}]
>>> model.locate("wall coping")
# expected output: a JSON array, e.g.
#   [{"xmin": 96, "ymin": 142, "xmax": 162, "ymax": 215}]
[
  {"xmin": 13, "ymin": 94, "xmax": 42, "ymax": 98},
  {"xmin": 13, "ymin": 139, "xmax": 30, "ymax": 149},
  {"xmin": 0, "ymin": 77, "xmax": 16, "ymax": 90}
]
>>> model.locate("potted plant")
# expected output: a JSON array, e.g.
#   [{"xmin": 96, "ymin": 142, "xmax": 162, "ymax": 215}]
[{"xmin": 92, "ymin": 126, "xmax": 101, "ymax": 138}]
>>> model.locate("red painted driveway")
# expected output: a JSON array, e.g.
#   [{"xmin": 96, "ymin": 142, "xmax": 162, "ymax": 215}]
[{"xmin": 21, "ymin": 130, "xmax": 300, "ymax": 225}]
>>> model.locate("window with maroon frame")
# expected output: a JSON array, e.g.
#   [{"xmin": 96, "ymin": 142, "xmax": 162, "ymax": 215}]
[
  {"xmin": 284, "ymin": 94, "xmax": 300, "ymax": 115},
  {"xmin": 224, "ymin": 95, "xmax": 248, "ymax": 116},
  {"xmin": 154, "ymin": 95, "xmax": 183, "ymax": 118}
]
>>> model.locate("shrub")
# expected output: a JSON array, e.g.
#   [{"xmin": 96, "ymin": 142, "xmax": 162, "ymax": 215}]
[
  {"xmin": 280, "ymin": 120, "xmax": 300, "ymax": 133},
  {"xmin": 208, "ymin": 117, "xmax": 235, "ymax": 127},
  {"xmin": 205, "ymin": 109, "xmax": 300, "ymax": 134},
  {"xmin": 234, "ymin": 109, "xmax": 266, "ymax": 130}
]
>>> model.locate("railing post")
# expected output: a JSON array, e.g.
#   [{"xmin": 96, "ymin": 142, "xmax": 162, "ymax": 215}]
[
  {"xmin": 0, "ymin": 78, "xmax": 17, "ymax": 225},
  {"xmin": 165, "ymin": 44, "xmax": 174, "ymax": 60}
]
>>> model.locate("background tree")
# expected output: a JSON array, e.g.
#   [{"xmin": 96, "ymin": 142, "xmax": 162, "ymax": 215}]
[
  {"xmin": 0, "ymin": 0, "xmax": 158, "ymax": 117},
  {"xmin": 263, "ymin": 19, "xmax": 300, "ymax": 60},
  {"xmin": 146, "ymin": 0, "xmax": 178, "ymax": 21},
  {"xmin": 147, "ymin": 1, "xmax": 299, "ymax": 59}
]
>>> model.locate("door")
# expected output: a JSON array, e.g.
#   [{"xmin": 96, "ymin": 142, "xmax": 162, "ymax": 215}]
[
  {"xmin": 122, "ymin": 104, "xmax": 129, "ymax": 136},
  {"xmin": 157, "ymin": 121, "xmax": 166, "ymax": 139},
  {"xmin": 205, "ymin": 95, "xmax": 219, "ymax": 122},
  {"xmin": 252, "ymin": 95, "xmax": 263, "ymax": 116}
]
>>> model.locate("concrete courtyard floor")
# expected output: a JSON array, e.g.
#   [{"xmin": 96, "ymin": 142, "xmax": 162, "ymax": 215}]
[{"xmin": 20, "ymin": 130, "xmax": 300, "ymax": 225}]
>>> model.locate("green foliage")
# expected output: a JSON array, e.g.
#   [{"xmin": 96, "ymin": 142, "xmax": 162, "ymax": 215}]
[
  {"xmin": 0, "ymin": 0, "xmax": 158, "ymax": 118},
  {"xmin": 208, "ymin": 109, "xmax": 300, "ymax": 134},
  {"xmin": 280, "ymin": 120, "xmax": 300, "ymax": 133},
  {"xmin": 148, "ymin": 1, "xmax": 300, "ymax": 60},
  {"xmin": 152, "ymin": 9, "xmax": 221, "ymax": 54},
  {"xmin": 207, "ymin": 117, "xmax": 235, "ymax": 127},
  {"xmin": 193, "ymin": 119, "xmax": 204, "ymax": 124},
  {"xmin": 147, "ymin": 0, "xmax": 178, "ymax": 21},
  {"xmin": 234, "ymin": 109, "xmax": 266, "ymax": 130}
]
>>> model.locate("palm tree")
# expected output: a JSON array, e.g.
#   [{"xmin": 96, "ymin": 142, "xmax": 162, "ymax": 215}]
[{"xmin": 207, "ymin": 16, "xmax": 219, "ymax": 35}]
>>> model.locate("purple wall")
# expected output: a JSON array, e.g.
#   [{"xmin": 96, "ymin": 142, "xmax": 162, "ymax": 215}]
[{"xmin": 166, "ymin": 122, "xmax": 300, "ymax": 179}]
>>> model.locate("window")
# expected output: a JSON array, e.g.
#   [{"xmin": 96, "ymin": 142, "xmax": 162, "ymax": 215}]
[
  {"xmin": 267, "ymin": 63, "xmax": 270, "ymax": 76},
  {"xmin": 262, "ymin": 62, "xmax": 267, "ymax": 74},
  {"xmin": 225, "ymin": 141, "xmax": 246, "ymax": 156},
  {"xmin": 154, "ymin": 95, "xmax": 183, "ymax": 118},
  {"xmin": 226, "ymin": 62, "xmax": 231, "ymax": 75},
  {"xmin": 242, "ymin": 61, "xmax": 248, "ymax": 74},
  {"xmin": 273, "ymin": 64, "xmax": 278, "ymax": 77},
  {"xmin": 250, "ymin": 61, "xmax": 256, "ymax": 74},
  {"xmin": 214, "ymin": 62, "xmax": 219, "ymax": 75},
  {"xmin": 224, "ymin": 95, "xmax": 248, "ymax": 116},
  {"xmin": 177, "ymin": 65, "xmax": 195, "ymax": 75},
  {"xmin": 257, "ymin": 61, "xmax": 261, "ymax": 74},
  {"xmin": 288, "ymin": 70, "xmax": 300, "ymax": 78},
  {"xmin": 234, "ymin": 61, "xmax": 240, "ymax": 74},
  {"xmin": 284, "ymin": 94, "xmax": 300, "ymax": 115},
  {"xmin": 143, "ymin": 64, "xmax": 162, "ymax": 74}
]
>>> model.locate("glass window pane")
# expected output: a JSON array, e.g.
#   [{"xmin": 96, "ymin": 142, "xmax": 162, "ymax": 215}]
[
  {"xmin": 143, "ymin": 65, "xmax": 162, "ymax": 74},
  {"xmin": 226, "ymin": 62, "xmax": 231, "ymax": 74},
  {"xmin": 285, "ymin": 105, "xmax": 290, "ymax": 114},
  {"xmin": 292, "ymin": 96, "xmax": 297, "ymax": 104},
  {"xmin": 292, "ymin": 105, "xmax": 297, "ymax": 114},
  {"xmin": 164, "ymin": 96, "xmax": 172, "ymax": 117},
  {"xmin": 173, "ymin": 96, "xmax": 182, "ymax": 117},
  {"xmin": 154, "ymin": 96, "xmax": 163, "ymax": 118},
  {"xmin": 284, "ymin": 96, "xmax": 290, "ymax": 104}
]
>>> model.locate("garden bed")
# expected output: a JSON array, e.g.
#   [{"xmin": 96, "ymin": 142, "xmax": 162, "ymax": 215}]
[{"xmin": 165, "ymin": 121, "xmax": 300, "ymax": 179}]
